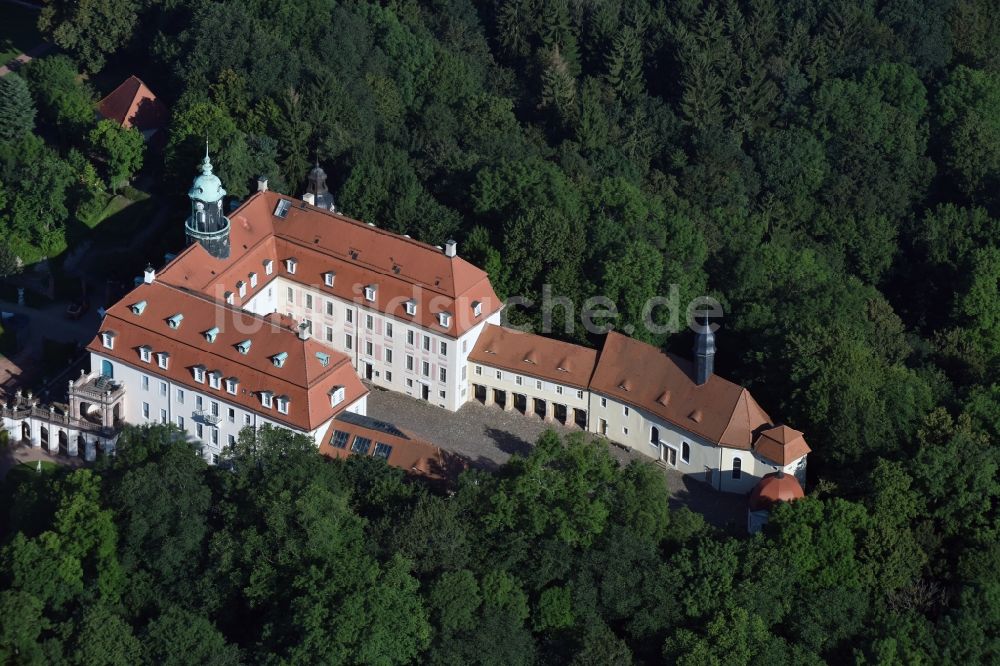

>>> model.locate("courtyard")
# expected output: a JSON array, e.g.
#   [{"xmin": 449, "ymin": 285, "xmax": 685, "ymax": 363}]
[{"xmin": 366, "ymin": 386, "xmax": 746, "ymax": 530}]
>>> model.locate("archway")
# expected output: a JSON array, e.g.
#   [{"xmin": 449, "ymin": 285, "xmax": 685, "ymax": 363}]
[
  {"xmin": 21, "ymin": 422, "xmax": 30, "ymax": 443},
  {"xmin": 58, "ymin": 430, "xmax": 69, "ymax": 455}
]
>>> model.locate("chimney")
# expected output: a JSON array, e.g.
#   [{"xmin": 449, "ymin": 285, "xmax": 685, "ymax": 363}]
[
  {"xmin": 143, "ymin": 264, "xmax": 155, "ymax": 284},
  {"xmin": 257, "ymin": 176, "xmax": 268, "ymax": 192},
  {"xmin": 297, "ymin": 322, "xmax": 311, "ymax": 341},
  {"xmin": 303, "ymin": 192, "xmax": 315, "ymax": 206},
  {"xmin": 444, "ymin": 239, "xmax": 457, "ymax": 258},
  {"xmin": 693, "ymin": 314, "xmax": 716, "ymax": 385}
]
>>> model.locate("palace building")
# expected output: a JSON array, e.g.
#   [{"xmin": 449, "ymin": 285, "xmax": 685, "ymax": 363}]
[{"xmin": 49, "ymin": 152, "xmax": 808, "ymax": 491}]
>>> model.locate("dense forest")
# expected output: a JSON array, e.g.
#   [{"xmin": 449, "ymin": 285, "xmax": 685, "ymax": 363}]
[{"xmin": 0, "ymin": 0, "xmax": 997, "ymax": 663}]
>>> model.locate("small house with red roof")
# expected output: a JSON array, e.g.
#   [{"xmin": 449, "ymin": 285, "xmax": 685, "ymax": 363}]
[
  {"xmin": 97, "ymin": 75, "xmax": 169, "ymax": 146},
  {"xmin": 747, "ymin": 471, "xmax": 805, "ymax": 533}
]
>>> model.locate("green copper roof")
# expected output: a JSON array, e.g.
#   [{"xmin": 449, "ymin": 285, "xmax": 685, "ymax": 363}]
[{"xmin": 188, "ymin": 152, "xmax": 226, "ymax": 203}]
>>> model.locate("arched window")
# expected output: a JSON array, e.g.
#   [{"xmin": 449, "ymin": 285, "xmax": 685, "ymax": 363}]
[
  {"xmin": 650, "ymin": 426, "xmax": 660, "ymax": 445},
  {"xmin": 732, "ymin": 457, "xmax": 742, "ymax": 479},
  {"xmin": 682, "ymin": 441, "xmax": 690, "ymax": 464}
]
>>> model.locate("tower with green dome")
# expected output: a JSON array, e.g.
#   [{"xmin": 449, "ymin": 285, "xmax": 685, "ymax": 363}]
[{"xmin": 185, "ymin": 146, "xmax": 231, "ymax": 259}]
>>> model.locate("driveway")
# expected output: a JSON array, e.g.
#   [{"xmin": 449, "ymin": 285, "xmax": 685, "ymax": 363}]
[{"xmin": 366, "ymin": 388, "xmax": 746, "ymax": 529}]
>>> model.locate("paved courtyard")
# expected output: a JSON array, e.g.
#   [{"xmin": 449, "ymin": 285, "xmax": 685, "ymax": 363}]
[{"xmin": 366, "ymin": 387, "xmax": 746, "ymax": 530}]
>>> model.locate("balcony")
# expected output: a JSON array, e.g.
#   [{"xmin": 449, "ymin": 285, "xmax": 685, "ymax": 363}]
[{"xmin": 193, "ymin": 409, "xmax": 222, "ymax": 426}]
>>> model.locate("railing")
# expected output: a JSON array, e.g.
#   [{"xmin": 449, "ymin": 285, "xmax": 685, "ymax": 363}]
[
  {"xmin": 193, "ymin": 410, "xmax": 222, "ymax": 425},
  {"xmin": 1, "ymin": 405, "xmax": 116, "ymax": 436},
  {"xmin": 73, "ymin": 383, "xmax": 125, "ymax": 401}
]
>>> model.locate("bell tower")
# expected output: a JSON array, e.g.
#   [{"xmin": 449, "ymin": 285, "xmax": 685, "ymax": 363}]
[{"xmin": 184, "ymin": 145, "xmax": 231, "ymax": 259}]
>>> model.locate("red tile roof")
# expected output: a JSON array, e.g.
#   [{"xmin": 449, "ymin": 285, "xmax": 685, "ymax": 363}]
[
  {"xmin": 157, "ymin": 191, "xmax": 502, "ymax": 337},
  {"xmin": 748, "ymin": 472, "xmax": 804, "ymax": 511},
  {"xmin": 753, "ymin": 425, "xmax": 811, "ymax": 465},
  {"xmin": 468, "ymin": 324, "xmax": 598, "ymax": 389},
  {"xmin": 590, "ymin": 331, "xmax": 772, "ymax": 449},
  {"xmin": 97, "ymin": 76, "xmax": 168, "ymax": 131},
  {"xmin": 87, "ymin": 281, "xmax": 367, "ymax": 432},
  {"xmin": 318, "ymin": 412, "xmax": 467, "ymax": 482}
]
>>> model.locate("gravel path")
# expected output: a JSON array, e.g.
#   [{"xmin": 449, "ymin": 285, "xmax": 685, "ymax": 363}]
[{"xmin": 366, "ymin": 387, "xmax": 746, "ymax": 529}]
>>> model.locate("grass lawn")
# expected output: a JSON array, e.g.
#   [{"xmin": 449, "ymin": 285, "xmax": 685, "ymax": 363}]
[
  {"xmin": 4, "ymin": 460, "xmax": 58, "ymax": 486},
  {"xmin": 0, "ymin": 5, "xmax": 42, "ymax": 65},
  {"xmin": 80, "ymin": 189, "xmax": 153, "ymax": 230}
]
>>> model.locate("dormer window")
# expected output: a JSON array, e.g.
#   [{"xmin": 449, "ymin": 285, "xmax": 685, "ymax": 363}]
[
  {"xmin": 264, "ymin": 259, "xmax": 273, "ymax": 275},
  {"xmin": 285, "ymin": 258, "xmax": 297, "ymax": 274},
  {"xmin": 204, "ymin": 327, "xmax": 219, "ymax": 343},
  {"xmin": 156, "ymin": 352, "xmax": 169, "ymax": 369},
  {"xmin": 225, "ymin": 377, "xmax": 238, "ymax": 394},
  {"xmin": 130, "ymin": 300, "xmax": 147, "ymax": 315},
  {"xmin": 237, "ymin": 280, "xmax": 246, "ymax": 298},
  {"xmin": 275, "ymin": 395, "xmax": 289, "ymax": 414},
  {"xmin": 249, "ymin": 272, "xmax": 258, "ymax": 288},
  {"xmin": 364, "ymin": 285, "xmax": 376, "ymax": 302},
  {"xmin": 101, "ymin": 331, "xmax": 116, "ymax": 349},
  {"xmin": 404, "ymin": 299, "xmax": 417, "ymax": 316},
  {"xmin": 316, "ymin": 351, "xmax": 330, "ymax": 367},
  {"xmin": 166, "ymin": 313, "xmax": 183, "ymax": 329},
  {"xmin": 236, "ymin": 339, "xmax": 251, "ymax": 355},
  {"xmin": 272, "ymin": 352, "xmax": 288, "ymax": 368},
  {"xmin": 330, "ymin": 386, "xmax": 345, "ymax": 407},
  {"xmin": 260, "ymin": 391, "xmax": 273, "ymax": 408},
  {"xmin": 193, "ymin": 365, "xmax": 206, "ymax": 383},
  {"xmin": 438, "ymin": 312, "xmax": 452, "ymax": 329},
  {"xmin": 273, "ymin": 199, "xmax": 291, "ymax": 218},
  {"xmin": 208, "ymin": 371, "xmax": 222, "ymax": 390},
  {"xmin": 224, "ymin": 291, "xmax": 234, "ymax": 305},
  {"xmin": 324, "ymin": 271, "xmax": 335, "ymax": 287},
  {"xmin": 139, "ymin": 346, "xmax": 152, "ymax": 363},
  {"xmin": 472, "ymin": 300, "xmax": 482, "ymax": 317}
]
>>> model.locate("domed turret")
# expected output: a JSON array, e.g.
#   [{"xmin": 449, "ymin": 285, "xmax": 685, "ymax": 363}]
[
  {"xmin": 304, "ymin": 159, "xmax": 336, "ymax": 211},
  {"xmin": 184, "ymin": 145, "xmax": 231, "ymax": 259},
  {"xmin": 748, "ymin": 471, "xmax": 804, "ymax": 512}
]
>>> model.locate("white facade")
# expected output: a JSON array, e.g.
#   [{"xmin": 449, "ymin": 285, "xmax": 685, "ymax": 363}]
[
  {"xmin": 245, "ymin": 276, "xmax": 500, "ymax": 411},
  {"xmin": 89, "ymin": 351, "xmax": 366, "ymax": 464},
  {"xmin": 467, "ymin": 360, "xmax": 589, "ymax": 426}
]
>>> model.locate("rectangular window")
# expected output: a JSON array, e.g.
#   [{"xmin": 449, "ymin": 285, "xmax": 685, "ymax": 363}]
[
  {"xmin": 228, "ymin": 434, "xmax": 236, "ymax": 446},
  {"xmin": 177, "ymin": 415, "xmax": 185, "ymax": 429},
  {"xmin": 732, "ymin": 457, "xmax": 742, "ymax": 480},
  {"xmin": 345, "ymin": 334, "xmax": 353, "ymax": 350},
  {"xmin": 228, "ymin": 407, "xmax": 235, "ymax": 423},
  {"xmin": 577, "ymin": 389, "xmax": 584, "ymax": 400},
  {"xmin": 624, "ymin": 406, "xmax": 630, "ymax": 417},
  {"xmin": 261, "ymin": 393, "xmax": 272, "ymax": 408},
  {"xmin": 440, "ymin": 341, "xmax": 447, "ymax": 355},
  {"xmin": 176, "ymin": 388, "xmax": 185, "ymax": 404},
  {"xmin": 439, "ymin": 367, "xmax": 447, "ymax": 382},
  {"xmin": 139, "ymin": 347, "xmax": 152, "ymax": 363},
  {"xmin": 366, "ymin": 314, "xmax": 373, "ymax": 330},
  {"xmin": 352, "ymin": 436, "xmax": 372, "ymax": 455},
  {"xmin": 385, "ymin": 371, "xmax": 392, "ymax": 382},
  {"xmin": 249, "ymin": 272, "xmax": 258, "ymax": 288},
  {"xmin": 406, "ymin": 378, "xmax": 413, "ymax": 388},
  {"xmin": 244, "ymin": 414, "xmax": 251, "ymax": 426},
  {"xmin": 196, "ymin": 396, "xmax": 203, "ymax": 410},
  {"xmin": 475, "ymin": 365, "xmax": 482, "ymax": 376},
  {"xmin": 462, "ymin": 339, "xmax": 468, "ymax": 353},
  {"xmin": 682, "ymin": 442, "xmax": 691, "ymax": 464},
  {"xmin": 364, "ymin": 286, "xmax": 376, "ymax": 302},
  {"xmin": 226, "ymin": 378, "xmax": 237, "ymax": 394},
  {"xmin": 211, "ymin": 429, "xmax": 219, "ymax": 445},
  {"xmin": 264, "ymin": 259, "xmax": 273, "ymax": 275},
  {"xmin": 211, "ymin": 402, "xmax": 219, "ymax": 417},
  {"xmin": 407, "ymin": 330, "xmax": 414, "ymax": 345},
  {"xmin": 159, "ymin": 381, "xmax": 167, "ymax": 396},
  {"xmin": 496, "ymin": 370, "xmax": 502, "ymax": 380},
  {"xmin": 305, "ymin": 294, "xmax": 313, "ymax": 310},
  {"xmin": 159, "ymin": 408, "xmax": 167, "ymax": 424},
  {"xmin": 286, "ymin": 287, "xmax": 294, "ymax": 303},
  {"xmin": 325, "ymin": 326, "xmax": 333, "ymax": 342},
  {"xmin": 197, "ymin": 423, "xmax": 204, "ymax": 439},
  {"xmin": 330, "ymin": 430, "xmax": 349, "ymax": 448},
  {"xmin": 385, "ymin": 322, "xmax": 393, "ymax": 338},
  {"xmin": 462, "ymin": 366, "xmax": 467, "ymax": 380},
  {"xmin": 194, "ymin": 366, "xmax": 206, "ymax": 383},
  {"xmin": 423, "ymin": 335, "xmax": 431, "ymax": 351},
  {"xmin": 556, "ymin": 386, "xmax": 563, "ymax": 395},
  {"xmin": 346, "ymin": 309, "xmax": 353, "ymax": 323},
  {"xmin": 422, "ymin": 361, "xmax": 430, "ymax": 377},
  {"xmin": 536, "ymin": 380, "xmax": 542, "ymax": 390},
  {"xmin": 385, "ymin": 348, "xmax": 393, "ymax": 363},
  {"xmin": 209, "ymin": 372, "xmax": 222, "ymax": 390},
  {"xmin": 141, "ymin": 376, "xmax": 149, "ymax": 391},
  {"xmin": 324, "ymin": 272, "xmax": 335, "ymax": 287},
  {"xmin": 212, "ymin": 454, "xmax": 219, "ymax": 465},
  {"xmin": 516, "ymin": 375, "xmax": 523, "ymax": 386},
  {"xmin": 406, "ymin": 355, "xmax": 414, "ymax": 371},
  {"xmin": 276, "ymin": 398, "xmax": 289, "ymax": 415},
  {"xmin": 404, "ymin": 300, "xmax": 417, "ymax": 316},
  {"xmin": 439, "ymin": 390, "xmax": 446, "ymax": 399},
  {"xmin": 142, "ymin": 402, "xmax": 150, "ymax": 418},
  {"xmin": 373, "ymin": 443, "xmax": 392, "ymax": 459},
  {"xmin": 326, "ymin": 301, "xmax": 334, "ymax": 316},
  {"xmin": 365, "ymin": 340, "xmax": 373, "ymax": 356},
  {"xmin": 157, "ymin": 353, "xmax": 169, "ymax": 369}
]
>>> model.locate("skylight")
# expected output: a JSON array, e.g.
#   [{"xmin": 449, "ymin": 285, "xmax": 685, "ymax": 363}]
[{"xmin": 273, "ymin": 199, "xmax": 291, "ymax": 218}]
